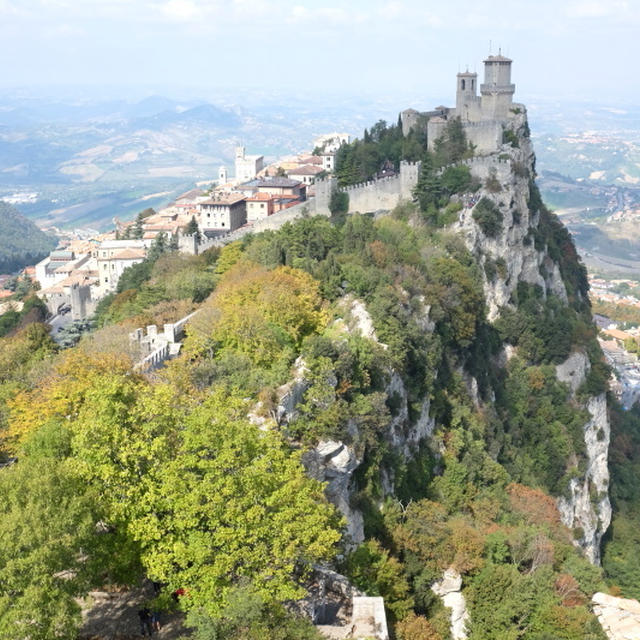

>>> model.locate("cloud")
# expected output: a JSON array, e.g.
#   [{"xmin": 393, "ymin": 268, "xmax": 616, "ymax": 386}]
[
  {"xmin": 157, "ymin": 0, "xmax": 202, "ymax": 21},
  {"xmin": 566, "ymin": 0, "xmax": 629, "ymax": 18}
]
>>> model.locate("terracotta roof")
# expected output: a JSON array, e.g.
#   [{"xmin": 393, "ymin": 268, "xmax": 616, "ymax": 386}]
[
  {"xmin": 110, "ymin": 248, "xmax": 147, "ymax": 260},
  {"xmin": 603, "ymin": 328, "xmax": 633, "ymax": 342},
  {"xmin": 200, "ymin": 194, "xmax": 246, "ymax": 206},
  {"xmin": 246, "ymin": 192, "xmax": 275, "ymax": 202},
  {"xmin": 288, "ymin": 164, "xmax": 324, "ymax": 176},
  {"xmin": 0, "ymin": 290, "xmax": 13, "ymax": 299},
  {"xmin": 297, "ymin": 155, "xmax": 323, "ymax": 165}
]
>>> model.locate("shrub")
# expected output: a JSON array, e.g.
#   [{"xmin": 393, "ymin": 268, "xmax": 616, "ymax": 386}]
[
  {"xmin": 502, "ymin": 129, "xmax": 519, "ymax": 148},
  {"xmin": 472, "ymin": 198, "xmax": 503, "ymax": 237}
]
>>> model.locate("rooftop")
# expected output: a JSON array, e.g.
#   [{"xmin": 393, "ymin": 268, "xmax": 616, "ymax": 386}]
[
  {"xmin": 484, "ymin": 54, "xmax": 512, "ymax": 63},
  {"xmin": 175, "ymin": 188, "xmax": 205, "ymax": 202},
  {"xmin": 200, "ymin": 193, "xmax": 246, "ymax": 206},
  {"xmin": 243, "ymin": 177, "xmax": 302, "ymax": 188},
  {"xmin": 111, "ymin": 248, "xmax": 147, "ymax": 260},
  {"xmin": 246, "ymin": 192, "xmax": 274, "ymax": 202},
  {"xmin": 288, "ymin": 165, "xmax": 324, "ymax": 176}
]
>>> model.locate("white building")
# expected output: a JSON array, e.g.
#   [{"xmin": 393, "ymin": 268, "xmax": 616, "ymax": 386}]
[
  {"xmin": 313, "ymin": 132, "xmax": 351, "ymax": 153},
  {"xmin": 235, "ymin": 147, "xmax": 264, "ymax": 182},
  {"xmin": 96, "ymin": 240, "xmax": 148, "ymax": 297},
  {"xmin": 198, "ymin": 193, "xmax": 247, "ymax": 234},
  {"xmin": 287, "ymin": 164, "xmax": 325, "ymax": 185},
  {"xmin": 321, "ymin": 152, "xmax": 336, "ymax": 172}
]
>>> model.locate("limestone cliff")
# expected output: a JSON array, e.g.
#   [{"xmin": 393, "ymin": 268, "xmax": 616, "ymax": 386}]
[{"xmin": 268, "ymin": 106, "xmax": 612, "ymax": 637}]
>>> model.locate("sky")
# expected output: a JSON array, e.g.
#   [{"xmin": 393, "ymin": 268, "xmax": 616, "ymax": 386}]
[{"xmin": 1, "ymin": 0, "xmax": 639, "ymax": 104}]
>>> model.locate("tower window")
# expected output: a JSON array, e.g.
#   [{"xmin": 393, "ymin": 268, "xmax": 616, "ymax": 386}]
[
  {"xmin": 461, "ymin": 79, "xmax": 466, "ymax": 90},
  {"xmin": 472, "ymin": 80, "xmax": 475, "ymax": 90}
]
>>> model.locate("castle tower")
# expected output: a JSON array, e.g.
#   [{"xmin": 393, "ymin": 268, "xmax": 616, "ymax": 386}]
[
  {"xmin": 480, "ymin": 51, "xmax": 515, "ymax": 119},
  {"xmin": 218, "ymin": 165, "xmax": 228, "ymax": 185},
  {"xmin": 455, "ymin": 71, "xmax": 481, "ymax": 121}
]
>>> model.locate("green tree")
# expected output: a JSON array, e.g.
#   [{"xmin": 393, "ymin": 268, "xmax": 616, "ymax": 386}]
[
  {"xmin": 184, "ymin": 216, "xmax": 201, "ymax": 242},
  {"xmin": 329, "ymin": 189, "xmax": 349, "ymax": 215},
  {"xmin": 129, "ymin": 391, "xmax": 341, "ymax": 615}
]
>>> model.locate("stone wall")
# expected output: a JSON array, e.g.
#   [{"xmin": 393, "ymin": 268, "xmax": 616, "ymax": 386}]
[{"xmin": 342, "ymin": 175, "xmax": 403, "ymax": 213}]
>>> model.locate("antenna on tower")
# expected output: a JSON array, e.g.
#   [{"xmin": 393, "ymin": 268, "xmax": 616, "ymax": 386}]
[{"xmin": 489, "ymin": 39, "xmax": 492, "ymax": 54}]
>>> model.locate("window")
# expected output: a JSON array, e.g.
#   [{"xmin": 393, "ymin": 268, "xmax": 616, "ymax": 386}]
[
  {"xmin": 261, "ymin": 203, "xmax": 265, "ymax": 208},
  {"xmin": 461, "ymin": 79, "xmax": 466, "ymax": 90},
  {"xmin": 104, "ymin": 278, "xmax": 108, "ymax": 283}
]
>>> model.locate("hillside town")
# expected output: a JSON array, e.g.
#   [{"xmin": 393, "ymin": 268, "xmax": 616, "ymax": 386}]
[{"xmin": 24, "ymin": 133, "xmax": 350, "ymax": 327}]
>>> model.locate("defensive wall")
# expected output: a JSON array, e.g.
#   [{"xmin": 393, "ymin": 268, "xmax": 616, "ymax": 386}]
[
  {"xmin": 462, "ymin": 155, "xmax": 512, "ymax": 181},
  {"xmin": 198, "ymin": 155, "xmax": 516, "ymax": 250},
  {"xmin": 428, "ymin": 118, "xmax": 503, "ymax": 154}
]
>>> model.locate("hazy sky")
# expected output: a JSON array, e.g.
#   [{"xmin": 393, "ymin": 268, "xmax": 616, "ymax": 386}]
[{"xmin": 1, "ymin": 0, "xmax": 639, "ymax": 104}]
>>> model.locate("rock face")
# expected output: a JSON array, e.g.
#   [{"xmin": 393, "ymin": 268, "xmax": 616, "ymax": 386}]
[
  {"xmin": 455, "ymin": 114, "xmax": 612, "ymax": 563},
  {"xmin": 454, "ymin": 110, "xmax": 567, "ymax": 322},
  {"xmin": 593, "ymin": 592, "xmax": 640, "ymax": 640},
  {"xmin": 555, "ymin": 350, "xmax": 590, "ymax": 394},
  {"xmin": 431, "ymin": 569, "xmax": 470, "ymax": 640},
  {"xmin": 557, "ymin": 393, "xmax": 612, "ymax": 564},
  {"xmin": 304, "ymin": 440, "xmax": 365, "ymax": 546}
]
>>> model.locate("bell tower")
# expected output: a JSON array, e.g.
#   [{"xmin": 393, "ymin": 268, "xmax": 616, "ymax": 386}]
[{"xmin": 456, "ymin": 70, "xmax": 481, "ymax": 121}]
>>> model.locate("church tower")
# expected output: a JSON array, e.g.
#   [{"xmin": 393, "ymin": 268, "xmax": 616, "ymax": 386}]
[
  {"xmin": 455, "ymin": 70, "xmax": 481, "ymax": 121},
  {"xmin": 480, "ymin": 50, "xmax": 515, "ymax": 119}
]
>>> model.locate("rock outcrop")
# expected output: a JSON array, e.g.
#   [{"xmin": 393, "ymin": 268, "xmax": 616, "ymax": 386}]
[
  {"xmin": 557, "ymin": 393, "xmax": 612, "ymax": 564},
  {"xmin": 304, "ymin": 440, "xmax": 365, "ymax": 546},
  {"xmin": 593, "ymin": 592, "xmax": 640, "ymax": 640},
  {"xmin": 431, "ymin": 568, "xmax": 469, "ymax": 640}
]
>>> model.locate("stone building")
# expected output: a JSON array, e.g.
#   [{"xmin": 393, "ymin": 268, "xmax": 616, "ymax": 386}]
[
  {"xmin": 96, "ymin": 240, "xmax": 148, "ymax": 297},
  {"xmin": 287, "ymin": 164, "xmax": 325, "ymax": 185},
  {"xmin": 234, "ymin": 146, "xmax": 264, "ymax": 182},
  {"xmin": 198, "ymin": 193, "xmax": 247, "ymax": 234},
  {"xmin": 402, "ymin": 51, "xmax": 521, "ymax": 154},
  {"xmin": 246, "ymin": 192, "xmax": 275, "ymax": 223}
]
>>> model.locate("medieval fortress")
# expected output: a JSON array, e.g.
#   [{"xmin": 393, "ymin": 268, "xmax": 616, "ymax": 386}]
[
  {"xmin": 402, "ymin": 50, "xmax": 519, "ymax": 153},
  {"xmin": 309, "ymin": 51, "xmax": 523, "ymax": 217}
]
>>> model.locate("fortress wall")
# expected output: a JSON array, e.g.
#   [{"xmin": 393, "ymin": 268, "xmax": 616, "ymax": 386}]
[
  {"xmin": 343, "ymin": 176, "xmax": 402, "ymax": 213},
  {"xmin": 462, "ymin": 120, "xmax": 503, "ymax": 154},
  {"xmin": 462, "ymin": 156, "xmax": 511, "ymax": 182}
]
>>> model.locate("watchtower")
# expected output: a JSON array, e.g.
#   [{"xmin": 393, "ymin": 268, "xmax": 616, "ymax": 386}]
[
  {"xmin": 480, "ymin": 50, "xmax": 515, "ymax": 119},
  {"xmin": 218, "ymin": 165, "xmax": 228, "ymax": 185},
  {"xmin": 456, "ymin": 71, "xmax": 481, "ymax": 121}
]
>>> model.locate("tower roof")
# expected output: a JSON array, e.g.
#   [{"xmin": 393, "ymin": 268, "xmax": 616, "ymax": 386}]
[
  {"xmin": 457, "ymin": 71, "xmax": 477, "ymax": 77},
  {"xmin": 484, "ymin": 54, "xmax": 512, "ymax": 63}
]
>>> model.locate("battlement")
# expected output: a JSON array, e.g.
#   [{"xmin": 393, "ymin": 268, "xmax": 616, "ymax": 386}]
[{"xmin": 341, "ymin": 175, "xmax": 400, "ymax": 192}]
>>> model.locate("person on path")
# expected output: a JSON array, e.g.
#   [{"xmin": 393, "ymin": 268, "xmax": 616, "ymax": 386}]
[{"xmin": 138, "ymin": 607, "xmax": 153, "ymax": 636}]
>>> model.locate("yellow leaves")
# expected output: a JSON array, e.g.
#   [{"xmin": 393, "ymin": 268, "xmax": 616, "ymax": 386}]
[
  {"xmin": 189, "ymin": 261, "xmax": 327, "ymax": 365},
  {"xmin": 5, "ymin": 351, "xmax": 135, "ymax": 454}
]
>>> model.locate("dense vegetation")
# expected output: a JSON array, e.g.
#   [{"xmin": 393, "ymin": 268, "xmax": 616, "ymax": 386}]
[
  {"xmin": 0, "ymin": 117, "xmax": 629, "ymax": 640},
  {"xmin": 0, "ymin": 201, "xmax": 57, "ymax": 273},
  {"xmin": 0, "ymin": 186, "xmax": 617, "ymax": 639}
]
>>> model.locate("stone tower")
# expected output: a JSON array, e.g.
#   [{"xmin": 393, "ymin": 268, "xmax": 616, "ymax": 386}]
[
  {"xmin": 480, "ymin": 51, "xmax": 515, "ymax": 119},
  {"xmin": 218, "ymin": 165, "xmax": 228, "ymax": 185},
  {"xmin": 455, "ymin": 70, "xmax": 481, "ymax": 121}
]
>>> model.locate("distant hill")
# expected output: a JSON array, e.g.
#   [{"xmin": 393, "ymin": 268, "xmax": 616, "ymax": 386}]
[
  {"xmin": 130, "ymin": 103, "xmax": 241, "ymax": 130},
  {"xmin": 0, "ymin": 201, "xmax": 57, "ymax": 273}
]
